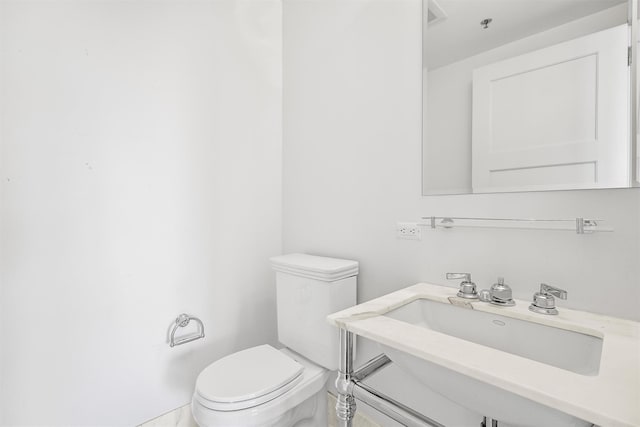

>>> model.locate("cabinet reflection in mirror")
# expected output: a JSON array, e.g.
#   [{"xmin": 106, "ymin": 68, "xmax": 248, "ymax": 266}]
[{"xmin": 422, "ymin": 0, "xmax": 633, "ymax": 195}]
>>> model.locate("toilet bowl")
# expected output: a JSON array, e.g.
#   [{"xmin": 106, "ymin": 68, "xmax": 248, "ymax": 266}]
[{"xmin": 191, "ymin": 254, "xmax": 358, "ymax": 427}]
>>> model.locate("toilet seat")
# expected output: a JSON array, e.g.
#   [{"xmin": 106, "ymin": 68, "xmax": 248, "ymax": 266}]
[
  {"xmin": 195, "ymin": 345, "xmax": 304, "ymax": 411},
  {"xmin": 192, "ymin": 347, "xmax": 329, "ymax": 427}
]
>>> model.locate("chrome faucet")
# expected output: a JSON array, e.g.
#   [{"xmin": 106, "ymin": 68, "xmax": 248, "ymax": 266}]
[
  {"xmin": 479, "ymin": 277, "xmax": 515, "ymax": 306},
  {"xmin": 446, "ymin": 273, "xmax": 479, "ymax": 299},
  {"xmin": 529, "ymin": 283, "xmax": 567, "ymax": 315}
]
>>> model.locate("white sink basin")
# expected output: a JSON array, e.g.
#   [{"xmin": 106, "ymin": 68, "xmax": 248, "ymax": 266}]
[
  {"xmin": 327, "ymin": 283, "xmax": 640, "ymax": 427},
  {"xmin": 384, "ymin": 298, "xmax": 602, "ymax": 375},
  {"xmin": 381, "ymin": 298, "xmax": 602, "ymax": 426}
]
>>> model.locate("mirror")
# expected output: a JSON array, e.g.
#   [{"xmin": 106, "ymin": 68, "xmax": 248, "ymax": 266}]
[{"xmin": 422, "ymin": 0, "xmax": 634, "ymax": 195}]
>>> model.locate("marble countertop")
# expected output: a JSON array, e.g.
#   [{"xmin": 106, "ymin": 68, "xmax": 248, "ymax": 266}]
[{"xmin": 327, "ymin": 283, "xmax": 640, "ymax": 427}]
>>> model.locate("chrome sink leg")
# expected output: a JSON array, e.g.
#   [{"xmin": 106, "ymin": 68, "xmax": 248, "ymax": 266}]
[
  {"xmin": 335, "ymin": 328, "xmax": 356, "ymax": 426},
  {"xmin": 333, "ymin": 328, "xmax": 444, "ymax": 427}
]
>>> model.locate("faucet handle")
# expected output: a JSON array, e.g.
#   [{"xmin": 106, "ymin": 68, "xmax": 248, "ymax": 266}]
[
  {"xmin": 446, "ymin": 273, "xmax": 478, "ymax": 299},
  {"xmin": 446, "ymin": 272, "xmax": 471, "ymax": 282},
  {"xmin": 540, "ymin": 283, "xmax": 567, "ymax": 300},
  {"xmin": 529, "ymin": 283, "xmax": 567, "ymax": 315}
]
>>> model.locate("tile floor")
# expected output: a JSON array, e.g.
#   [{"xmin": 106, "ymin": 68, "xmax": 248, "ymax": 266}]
[{"xmin": 139, "ymin": 393, "xmax": 381, "ymax": 427}]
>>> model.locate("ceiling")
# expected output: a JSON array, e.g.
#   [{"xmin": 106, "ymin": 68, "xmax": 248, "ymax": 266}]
[{"xmin": 425, "ymin": 0, "xmax": 627, "ymax": 69}]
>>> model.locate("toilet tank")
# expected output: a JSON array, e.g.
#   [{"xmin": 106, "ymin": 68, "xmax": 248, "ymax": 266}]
[{"xmin": 270, "ymin": 254, "xmax": 358, "ymax": 371}]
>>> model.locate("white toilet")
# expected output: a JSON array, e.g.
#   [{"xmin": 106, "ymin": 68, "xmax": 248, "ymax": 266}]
[{"xmin": 191, "ymin": 253, "xmax": 358, "ymax": 427}]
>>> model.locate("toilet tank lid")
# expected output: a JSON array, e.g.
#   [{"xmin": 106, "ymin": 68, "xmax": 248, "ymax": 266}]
[{"xmin": 270, "ymin": 253, "xmax": 359, "ymax": 281}]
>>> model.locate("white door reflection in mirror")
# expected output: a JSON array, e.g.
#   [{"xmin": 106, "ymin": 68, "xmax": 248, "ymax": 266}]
[{"xmin": 472, "ymin": 24, "xmax": 629, "ymax": 193}]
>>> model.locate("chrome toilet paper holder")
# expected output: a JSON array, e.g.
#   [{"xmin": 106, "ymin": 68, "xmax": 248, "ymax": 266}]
[{"xmin": 169, "ymin": 313, "xmax": 205, "ymax": 347}]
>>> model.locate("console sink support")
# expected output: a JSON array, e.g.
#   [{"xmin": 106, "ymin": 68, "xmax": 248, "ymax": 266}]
[
  {"xmin": 335, "ymin": 327, "xmax": 445, "ymax": 427},
  {"xmin": 335, "ymin": 328, "xmax": 357, "ymax": 426}
]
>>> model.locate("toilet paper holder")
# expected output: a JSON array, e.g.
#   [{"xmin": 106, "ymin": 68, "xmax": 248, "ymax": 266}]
[{"xmin": 169, "ymin": 313, "xmax": 205, "ymax": 347}]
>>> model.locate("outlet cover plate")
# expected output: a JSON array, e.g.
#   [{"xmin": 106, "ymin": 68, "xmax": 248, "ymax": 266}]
[{"xmin": 397, "ymin": 222, "xmax": 422, "ymax": 240}]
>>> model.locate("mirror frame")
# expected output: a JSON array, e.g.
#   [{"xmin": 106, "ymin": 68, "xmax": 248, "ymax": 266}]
[{"xmin": 630, "ymin": 0, "xmax": 639, "ymax": 186}]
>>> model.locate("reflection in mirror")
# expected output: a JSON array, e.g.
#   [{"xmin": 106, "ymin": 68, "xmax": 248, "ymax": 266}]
[{"xmin": 422, "ymin": 0, "xmax": 632, "ymax": 195}]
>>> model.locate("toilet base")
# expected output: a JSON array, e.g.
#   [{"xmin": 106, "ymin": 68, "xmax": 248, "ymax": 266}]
[
  {"xmin": 274, "ymin": 390, "xmax": 327, "ymax": 427},
  {"xmin": 192, "ymin": 387, "xmax": 327, "ymax": 427}
]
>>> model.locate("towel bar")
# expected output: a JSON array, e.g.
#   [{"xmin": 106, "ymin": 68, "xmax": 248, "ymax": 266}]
[{"xmin": 169, "ymin": 313, "xmax": 205, "ymax": 347}]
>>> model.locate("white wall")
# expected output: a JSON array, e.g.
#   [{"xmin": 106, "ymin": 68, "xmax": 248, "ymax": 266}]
[
  {"xmin": 283, "ymin": 0, "xmax": 640, "ymax": 424},
  {"xmin": 0, "ymin": 1, "xmax": 282, "ymax": 425}
]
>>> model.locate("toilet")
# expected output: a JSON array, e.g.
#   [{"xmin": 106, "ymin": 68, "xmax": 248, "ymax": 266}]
[{"xmin": 191, "ymin": 253, "xmax": 358, "ymax": 427}]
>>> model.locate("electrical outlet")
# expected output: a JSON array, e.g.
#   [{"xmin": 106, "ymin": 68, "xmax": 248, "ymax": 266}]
[{"xmin": 396, "ymin": 222, "xmax": 422, "ymax": 240}]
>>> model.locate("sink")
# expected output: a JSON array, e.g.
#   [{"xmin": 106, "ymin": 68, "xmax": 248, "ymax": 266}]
[
  {"xmin": 328, "ymin": 283, "xmax": 640, "ymax": 427},
  {"xmin": 380, "ymin": 298, "xmax": 603, "ymax": 427},
  {"xmin": 384, "ymin": 298, "xmax": 603, "ymax": 375}
]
